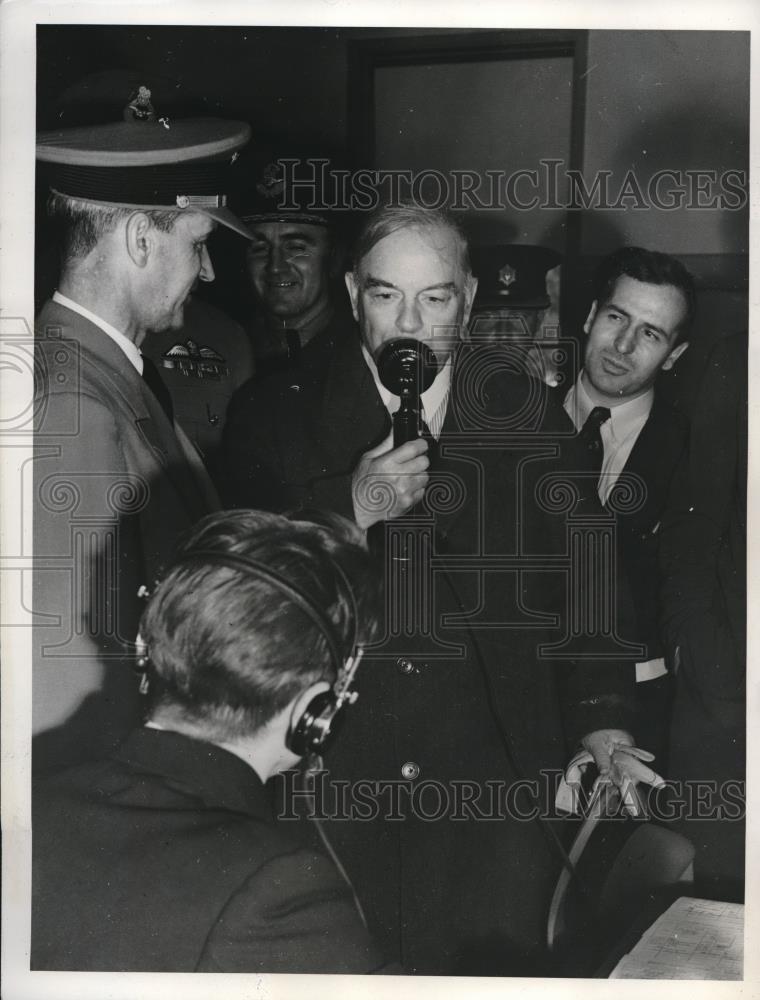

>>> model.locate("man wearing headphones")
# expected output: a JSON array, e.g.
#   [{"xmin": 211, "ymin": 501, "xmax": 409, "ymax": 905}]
[{"xmin": 31, "ymin": 509, "xmax": 389, "ymax": 974}]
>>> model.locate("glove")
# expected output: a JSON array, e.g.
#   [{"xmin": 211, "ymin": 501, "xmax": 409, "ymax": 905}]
[{"xmin": 556, "ymin": 729, "xmax": 665, "ymax": 818}]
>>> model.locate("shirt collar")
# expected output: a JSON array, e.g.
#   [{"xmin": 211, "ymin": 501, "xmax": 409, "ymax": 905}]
[
  {"xmin": 566, "ymin": 369, "xmax": 653, "ymax": 442},
  {"xmin": 361, "ymin": 343, "xmax": 453, "ymax": 437},
  {"xmin": 53, "ymin": 290, "xmax": 143, "ymax": 374}
]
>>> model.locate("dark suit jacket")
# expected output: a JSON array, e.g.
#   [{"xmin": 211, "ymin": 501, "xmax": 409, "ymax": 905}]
[
  {"xmin": 658, "ymin": 333, "xmax": 746, "ymax": 890},
  {"xmin": 32, "ymin": 728, "xmax": 386, "ymax": 972},
  {"xmin": 222, "ymin": 333, "xmax": 638, "ymax": 974},
  {"xmin": 605, "ymin": 392, "xmax": 689, "ymax": 660},
  {"xmin": 34, "ymin": 300, "xmax": 219, "ymax": 772}
]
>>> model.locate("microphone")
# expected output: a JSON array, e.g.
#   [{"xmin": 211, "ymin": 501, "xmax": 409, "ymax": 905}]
[{"xmin": 375, "ymin": 338, "xmax": 440, "ymax": 447}]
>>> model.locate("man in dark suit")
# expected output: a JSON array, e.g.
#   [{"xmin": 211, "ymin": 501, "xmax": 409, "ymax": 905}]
[
  {"xmin": 32, "ymin": 509, "xmax": 389, "ymax": 973},
  {"xmin": 221, "ymin": 205, "xmax": 648, "ymax": 974},
  {"xmin": 33, "ymin": 95, "xmax": 253, "ymax": 771},
  {"xmin": 563, "ymin": 247, "xmax": 696, "ymax": 765}
]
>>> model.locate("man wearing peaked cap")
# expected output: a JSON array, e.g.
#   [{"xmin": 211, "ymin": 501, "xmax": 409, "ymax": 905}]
[
  {"xmin": 218, "ymin": 149, "xmax": 357, "ymax": 505},
  {"xmin": 33, "ymin": 90, "xmax": 251, "ymax": 773},
  {"xmin": 231, "ymin": 148, "xmax": 355, "ymax": 373},
  {"xmin": 468, "ymin": 243, "xmax": 565, "ymax": 386}
]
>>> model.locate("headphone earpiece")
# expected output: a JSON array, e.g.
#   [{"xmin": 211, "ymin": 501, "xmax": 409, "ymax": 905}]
[
  {"xmin": 134, "ymin": 631, "xmax": 151, "ymax": 695},
  {"xmin": 287, "ymin": 689, "xmax": 343, "ymax": 757}
]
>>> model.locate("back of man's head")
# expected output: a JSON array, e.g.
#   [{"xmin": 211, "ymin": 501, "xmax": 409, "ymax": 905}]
[
  {"xmin": 592, "ymin": 246, "xmax": 696, "ymax": 343},
  {"xmin": 139, "ymin": 509, "xmax": 380, "ymax": 741}
]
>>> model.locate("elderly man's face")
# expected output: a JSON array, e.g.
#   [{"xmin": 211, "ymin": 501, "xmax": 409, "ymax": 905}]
[
  {"xmin": 345, "ymin": 225, "xmax": 476, "ymax": 366},
  {"xmin": 245, "ymin": 221, "xmax": 332, "ymax": 323},
  {"xmin": 583, "ymin": 275, "xmax": 689, "ymax": 402},
  {"xmin": 147, "ymin": 213, "xmax": 215, "ymax": 332}
]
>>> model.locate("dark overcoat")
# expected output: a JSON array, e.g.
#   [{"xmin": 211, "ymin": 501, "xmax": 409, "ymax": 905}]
[{"xmin": 32, "ymin": 728, "xmax": 386, "ymax": 972}]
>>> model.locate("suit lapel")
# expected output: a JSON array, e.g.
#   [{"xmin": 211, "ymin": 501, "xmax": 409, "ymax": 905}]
[
  {"xmin": 609, "ymin": 393, "xmax": 687, "ymax": 525},
  {"xmin": 317, "ymin": 334, "xmax": 389, "ymax": 473}
]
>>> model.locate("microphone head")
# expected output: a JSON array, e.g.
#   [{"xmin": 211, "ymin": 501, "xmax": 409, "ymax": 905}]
[{"xmin": 375, "ymin": 338, "xmax": 440, "ymax": 398}]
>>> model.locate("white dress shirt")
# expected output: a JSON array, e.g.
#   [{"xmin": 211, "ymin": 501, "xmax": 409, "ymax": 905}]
[
  {"xmin": 564, "ymin": 370, "xmax": 665, "ymax": 684},
  {"xmin": 361, "ymin": 344, "xmax": 452, "ymax": 440},
  {"xmin": 564, "ymin": 371, "xmax": 653, "ymax": 506},
  {"xmin": 53, "ymin": 290, "xmax": 144, "ymax": 374}
]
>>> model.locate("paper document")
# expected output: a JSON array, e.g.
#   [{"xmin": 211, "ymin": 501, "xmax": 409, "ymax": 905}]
[{"xmin": 609, "ymin": 896, "xmax": 743, "ymax": 980}]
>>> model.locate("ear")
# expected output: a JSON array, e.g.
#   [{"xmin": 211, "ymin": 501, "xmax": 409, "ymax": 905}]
[
  {"xmin": 125, "ymin": 212, "xmax": 154, "ymax": 268},
  {"xmin": 462, "ymin": 274, "xmax": 478, "ymax": 326},
  {"xmin": 583, "ymin": 300, "xmax": 598, "ymax": 336},
  {"xmin": 345, "ymin": 270, "xmax": 360, "ymax": 322},
  {"xmin": 661, "ymin": 340, "xmax": 689, "ymax": 371}
]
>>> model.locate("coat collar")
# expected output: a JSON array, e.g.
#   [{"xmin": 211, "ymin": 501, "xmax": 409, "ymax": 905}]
[{"xmin": 112, "ymin": 728, "xmax": 272, "ymax": 821}]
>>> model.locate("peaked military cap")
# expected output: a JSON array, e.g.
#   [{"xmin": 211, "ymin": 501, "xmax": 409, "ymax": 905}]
[
  {"xmin": 36, "ymin": 84, "xmax": 253, "ymax": 239},
  {"xmin": 471, "ymin": 244, "xmax": 562, "ymax": 310},
  {"xmin": 232, "ymin": 139, "xmax": 345, "ymax": 227}
]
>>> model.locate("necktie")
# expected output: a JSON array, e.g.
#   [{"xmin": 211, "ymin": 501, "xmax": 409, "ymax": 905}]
[
  {"xmin": 141, "ymin": 355, "xmax": 174, "ymax": 423},
  {"xmin": 419, "ymin": 416, "xmax": 439, "ymax": 466},
  {"xmin": 579, "ymin": 405, "xmax": 610, "ymax": 476},
  {"xmin": 284, "ymin": 329, "xmax": 301, "ymax": 365}
]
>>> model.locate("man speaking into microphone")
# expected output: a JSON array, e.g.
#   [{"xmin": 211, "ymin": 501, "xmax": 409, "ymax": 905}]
[{"xmin": 221, "ymin": 204, "xmax": 645, "ymax": 975}]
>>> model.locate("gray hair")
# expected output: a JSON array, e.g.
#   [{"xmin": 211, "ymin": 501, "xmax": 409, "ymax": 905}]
[{"xmin": 351, "ymin": 201, "xmax": 471, "ymax": 277}]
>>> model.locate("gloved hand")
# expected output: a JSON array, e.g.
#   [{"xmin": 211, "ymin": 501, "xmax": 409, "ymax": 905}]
[{"xmin": 556, "ymin": 729, "xmax": 664, "ymax": 818}]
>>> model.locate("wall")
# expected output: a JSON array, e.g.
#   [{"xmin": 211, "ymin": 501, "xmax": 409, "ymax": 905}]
[{"xmin": 582, "ymin": 30, "xmax": 749, "ymax": 257}]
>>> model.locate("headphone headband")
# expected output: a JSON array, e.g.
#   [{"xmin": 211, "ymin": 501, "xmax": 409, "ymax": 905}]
[{"xmin": 179, "ymin": 548, "xmax": 347, "ymax": 671}]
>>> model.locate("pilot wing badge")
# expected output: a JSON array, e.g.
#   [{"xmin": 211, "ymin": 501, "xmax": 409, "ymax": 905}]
[{"xmin": 160, "ymin": 340, "xmax": 229, "ymax": 381}]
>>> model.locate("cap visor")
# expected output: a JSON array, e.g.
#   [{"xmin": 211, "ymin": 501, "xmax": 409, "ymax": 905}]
[{"xmin": 201, "ymin": 206, "xmax": 254, "ymax": 239}]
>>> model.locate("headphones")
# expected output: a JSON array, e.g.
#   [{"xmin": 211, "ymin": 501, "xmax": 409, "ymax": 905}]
[{"xmin": 136, "ymin": 548, "xmax": 364, "ymax": 758}]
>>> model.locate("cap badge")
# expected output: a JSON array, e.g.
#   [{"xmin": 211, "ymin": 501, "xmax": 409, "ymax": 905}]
[
  {"xmin": 123, "ymin": 85, "xmax": 157, "ymax": 123},
  {"xmin": 256, "ymin": 161, "xmax": 286, "ymax": 200},
  {"xmin": 498, "ymin": 263, "xmax": 517, "ymax": 295}
]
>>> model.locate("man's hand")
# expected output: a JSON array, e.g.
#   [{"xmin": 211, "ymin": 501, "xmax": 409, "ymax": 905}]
[{"xmin": 352, "ymin": 432, "xmax": 430, "ymax": 530}]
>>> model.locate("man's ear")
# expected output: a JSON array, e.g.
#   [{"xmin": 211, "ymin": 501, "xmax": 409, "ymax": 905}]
[
  {"xmin": 344, "ymin": 271, "xmax": 360, "ymax": 322},
  {"xmin": 583, "ymin": 300, "xmax": 598, "ymax": 335},
  {"xmin": 462, "ymin": 274, "xmax": 478, "ymax": 326},
  {"xmin": 662, "ymin": 340, "xmax": 689, "ymax": 371},
  {"xmin": 125, "ymin": 212, "xmax": 154, "ymax": 268}
]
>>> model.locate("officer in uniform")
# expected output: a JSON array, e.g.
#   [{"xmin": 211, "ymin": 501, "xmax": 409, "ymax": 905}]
[
  {"xmin": 34, "ymin": 87, "xmax": 252, "ymax": 771},
  {"xmin": 36, "ymin": 73, "xmax": 256, "ymax": 470},
  {"xmin": 218, "ymin": 152, "xmax": 357, "ymax": 505},
  {"xmin": 469, "ymin": 243, "xmax": 564, "ymax": 385},
  {"xmin": 234, "ymin": 151, "xmax": 354, "ymax": 377}
]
